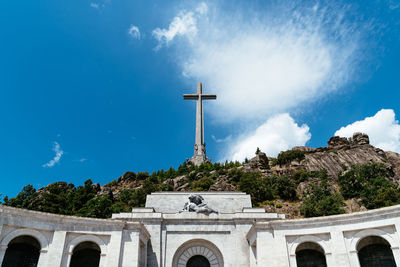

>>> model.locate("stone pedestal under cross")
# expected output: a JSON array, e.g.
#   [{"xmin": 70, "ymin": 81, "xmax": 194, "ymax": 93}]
[{"xmin": 183, "ymin": 82, "xmax": 216, "ymax": 166}]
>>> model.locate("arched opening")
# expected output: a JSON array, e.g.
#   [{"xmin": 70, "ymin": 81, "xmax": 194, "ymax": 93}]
[
  {"xmin": 1, "ymin": 235, "xmax": 41, "ymax": 267},
  {"xmin": 172, "ymin": 239, "xmax": 223, "ymax": 267},
  {"xmin": 357, "ymin": 236, "xmax": 396, "ymax": 267},
  {"xmin": 186, "ymin": 255, "xmax": 210, "ymax": 267},
  {"xmin": 70, "ymin": 241, "xmax": 101, "ymax": 267},
  {"xmin": 295, "ymin": 242, "xmax": 327, "ymax": 267}
]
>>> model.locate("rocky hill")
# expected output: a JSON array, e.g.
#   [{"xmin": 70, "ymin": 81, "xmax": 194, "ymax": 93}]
[
  {"xmin": 270, "ymin": 133, "xmax": 400, "ymax": 181},
  {"xmin": 3, "ymin": 133, "xmax": 400, "ymax": 219}
]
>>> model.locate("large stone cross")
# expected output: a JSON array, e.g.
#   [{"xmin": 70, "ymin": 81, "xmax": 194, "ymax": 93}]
[{"xmin": 183, "ymin": 82, "xmax": 216, "ymax": 165}]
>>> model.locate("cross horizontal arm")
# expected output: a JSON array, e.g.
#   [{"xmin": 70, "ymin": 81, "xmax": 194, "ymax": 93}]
[
  {"xmin": 201, "ymin": 95, "xmax": 217, "ymax": 100},
  {"xmin": 183, "ymin": 94, "xmax": 199, "ymax": 100}
]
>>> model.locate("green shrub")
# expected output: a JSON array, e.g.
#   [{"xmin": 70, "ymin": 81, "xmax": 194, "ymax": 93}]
[
  {"xmin": 159, "ymin": 183, "xmax": 174, "ymax": 191},
  {"xmin": 119, "ymin": 188, "xmax": 147, "ymax": 207},
  {"xmin": 192, "ymin": 177, "xmax": 215, "ymax": 191},
  {"xmin": 35, "ymin": 182, "xmax": 75, "ymax": 215},
  {"xmin": 373, "ymin": 186, "xmax": 400, "ymax": 208},
  {"xmin": 292, "ymin": 169, "xmax": 328, "ymax": 185},
  {"xmin": 262, "ymin": 200, "xmax": 275, "ymax": 206},
  {"xmin": 110, "ymin": 202, "xmax": 130, "ymax": 213},
  {"xmin": 106, "ymin": 180, "xmax": 118, "ymax": 187},
  {"xmin": 177, "ymin": 162, "xmax": 194, "ymax": 175},
  {"xmin": 122, "ymin": 171, "xmax": 136, "ymax": 181},
  {"xmin": 300, "ymin": 179, "xmax": 345, "ymax": 217},
  {"xmin": 276, "ymin": 150, "xmax": 305, "ymax": 166},
  {"xmin": 119, "ymin": 189, "xmax": 135, "ymax": 204},
  {"xmin": 270, "ymin": 158, "xmax": 278, "ymax": 166},
  {"xmin": 77, "ymin": 195, "xmax": 113, "ymax": 218},
  {"xmin": 227, "ymin": 169, "xmax": 244, "ymax": 183},
  {"xmin": 338, "ymin": 163, "xmax": 400, "ymax": 209},
  {"xmin": 224, "ymin": 160, "xmax": 242, "ymax": 169},
  {"xmin": 136, "ymin": 172, "xmax": 150, "ymax": 180},
  {"xmin": 72, "ymin": 179, "xmax": 98, "ymax": 214},
  {"xmin": 264, "ymin": 175, "xmax": 297, "ymax": 200},
  {"xmin": 3, "ymin": 184, "xmax": 37, "ymax": 209},
  {"xmin": 239, "ymin": 172, "xmax": 274, "ymax": 204}
]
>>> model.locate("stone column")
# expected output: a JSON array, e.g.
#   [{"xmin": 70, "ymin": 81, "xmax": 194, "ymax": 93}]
[
  {"xmin": 330, "ymin": 229, "xmax": 351, "ymax": 267},
  {"xmin": 0, "ymin": 224, "xmax": 4, "ymax": 265},
  {"xmin": 139, "ymin": 238, "xmax": 148, "ymax": 267},
  {"xmin": 63, "ymin": 251, "xmax": 73, "ymax": 267},
  {"xmin": 105, "ymin": 231, "xmax": 123, "ymax": 267},
  {"xmin": 392, "ymin": 223, "xmax": 400, "ymax": 267},
  {"xmin": 45, "ymin": 231, "xmax": 67, "ymax": 267},
  {"xmin": 347, "ymin": 250, "xmax": 361, "ymax": 267},
  {"xmin": 324, "ymin": 252, "xmax": 334, "ymax": 267},
  {"xmin": 99, "ymin": 253, "xmax": 107, "ymax": 267},
  {"xmin": 120, "ymin": 230, "xmax": 140, "ymax": 267},
  {"xmin": 288, "ymin": 254, "xmax": 297, "ymax": 267},
  {"xmin": 249, "ymin": 244, "xmax": 257, "ymax": 267},
  {"xmin": 0, "ymin": 245, "xmax": 7, "ymax": 266},
  {"xmin": 395, "ymin": 221, "xmax": 400, "ymax": 240},
  {"xmin": 391, "ymin": 247, "xmax": 400, "ymax": 266},
  {"xmin": 37, "ymin": 249, "xmax": 49, "ymax": 267},
  {"xmin": 257, "ymin": 230, "xmax": 289, "ymax": 266},
  {"xmin": 144, "ymin": 222, "xmax": 162, "ymax": 267}
]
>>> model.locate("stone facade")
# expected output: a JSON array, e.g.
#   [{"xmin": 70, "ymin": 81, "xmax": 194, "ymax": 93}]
[{"xmin": 1, "ymin": 192, "xmax": 400, "ymax": 266}]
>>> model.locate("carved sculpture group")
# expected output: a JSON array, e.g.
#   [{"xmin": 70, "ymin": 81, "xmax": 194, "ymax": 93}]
[{"xmin": 180, "ymin": 194, "xmax": 218, "ymax": 215}]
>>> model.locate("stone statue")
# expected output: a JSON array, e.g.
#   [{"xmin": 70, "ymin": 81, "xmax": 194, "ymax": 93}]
[{"xmin": 180, "ymin": 194, "xmax": 218, "ymax": 215}]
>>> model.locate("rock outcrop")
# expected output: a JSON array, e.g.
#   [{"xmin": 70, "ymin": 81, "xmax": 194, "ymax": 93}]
[
  {"xmin": 267, "ymin": 133, "xmax": 400, "ymax": 181},
  {"xmin": 243, "ymin": 152, "xmax": 269, "ymax": 174}
]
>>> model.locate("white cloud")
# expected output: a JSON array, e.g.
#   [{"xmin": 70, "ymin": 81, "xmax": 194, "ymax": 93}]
[
  {"xmin": 128, "ymin": 25, "xmax": 141, "ymax": 39},
  {"xmin": 90, "ymin": 3, "xmax": 100, "ymax": 9},
  {"xmin": 79, "ymin": 158, "xmax": 87, "ymax": 163},
  {"xmin": 388, "ymin": 0, "xmax": 400, "ymax": 9},
  {"xmin": 335, "ymin": 109, "xmax": 400, "ymax": 152},
  {"xmin": 155, "ymin": 2, "xmax": 368, "ymax": 122},
  {"xmin": 196, "ymin": 2, "xmax": 208, "ymax": 15},
  {"xmin": 226, "ymin": 113, "xmax": 311, "ymax": 162},
  {"xmin": 153, "ymin": 1, "xmax": 373, "ymax": 161},
  {"xmin": 211, "ymin": 134, "xmax": 232, "ymax": 143},
  {"xmin": 152, "ymin": 3, "xmax": 207, "ymax": 50},
  {"xmin": 90, "ymin": 1, "xmax": 108, "ymax": 11},
  {"xmin": 42, "ymin": 142, "xmax": 64, "ymax": 168}
]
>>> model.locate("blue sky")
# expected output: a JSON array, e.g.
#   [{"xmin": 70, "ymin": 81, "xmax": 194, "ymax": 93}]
[{"xmin": 1, "ymin": 0, "xmax": 399, "ymax": 197}]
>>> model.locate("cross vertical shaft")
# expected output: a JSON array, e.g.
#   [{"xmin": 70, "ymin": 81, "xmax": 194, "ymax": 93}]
[
  {"xmin": 183, "ymin": 82, "xmax": 216, "ymax": 165},
  {"xmin": 196, "ymin": 82, "xmax": 204, "ymax": 147}
]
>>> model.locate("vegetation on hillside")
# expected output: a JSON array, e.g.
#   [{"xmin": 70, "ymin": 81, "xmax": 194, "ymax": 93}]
[
  {"xmin": 300, "ymin": 178, "xmax": 345, "ymax": 217},
  {"xmin": 1, "ymin": 161, "xmax": 241, "ymax": 218},
  {"xmin": 2, "ymin": 161, "xmax": 400, "ymax": 219},
  {"xmin": 338, "ymin": 163, "xmax": 400, "ymax": 209},
  {"xmin": 271, "ymin": 149, "xmax": 306, "ymax": 166}
]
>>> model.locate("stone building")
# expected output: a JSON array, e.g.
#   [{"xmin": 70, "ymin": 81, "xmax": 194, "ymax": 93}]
[{"xmin": 0, "ymin": 191, "xmax": 399, "ymax": 267}]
